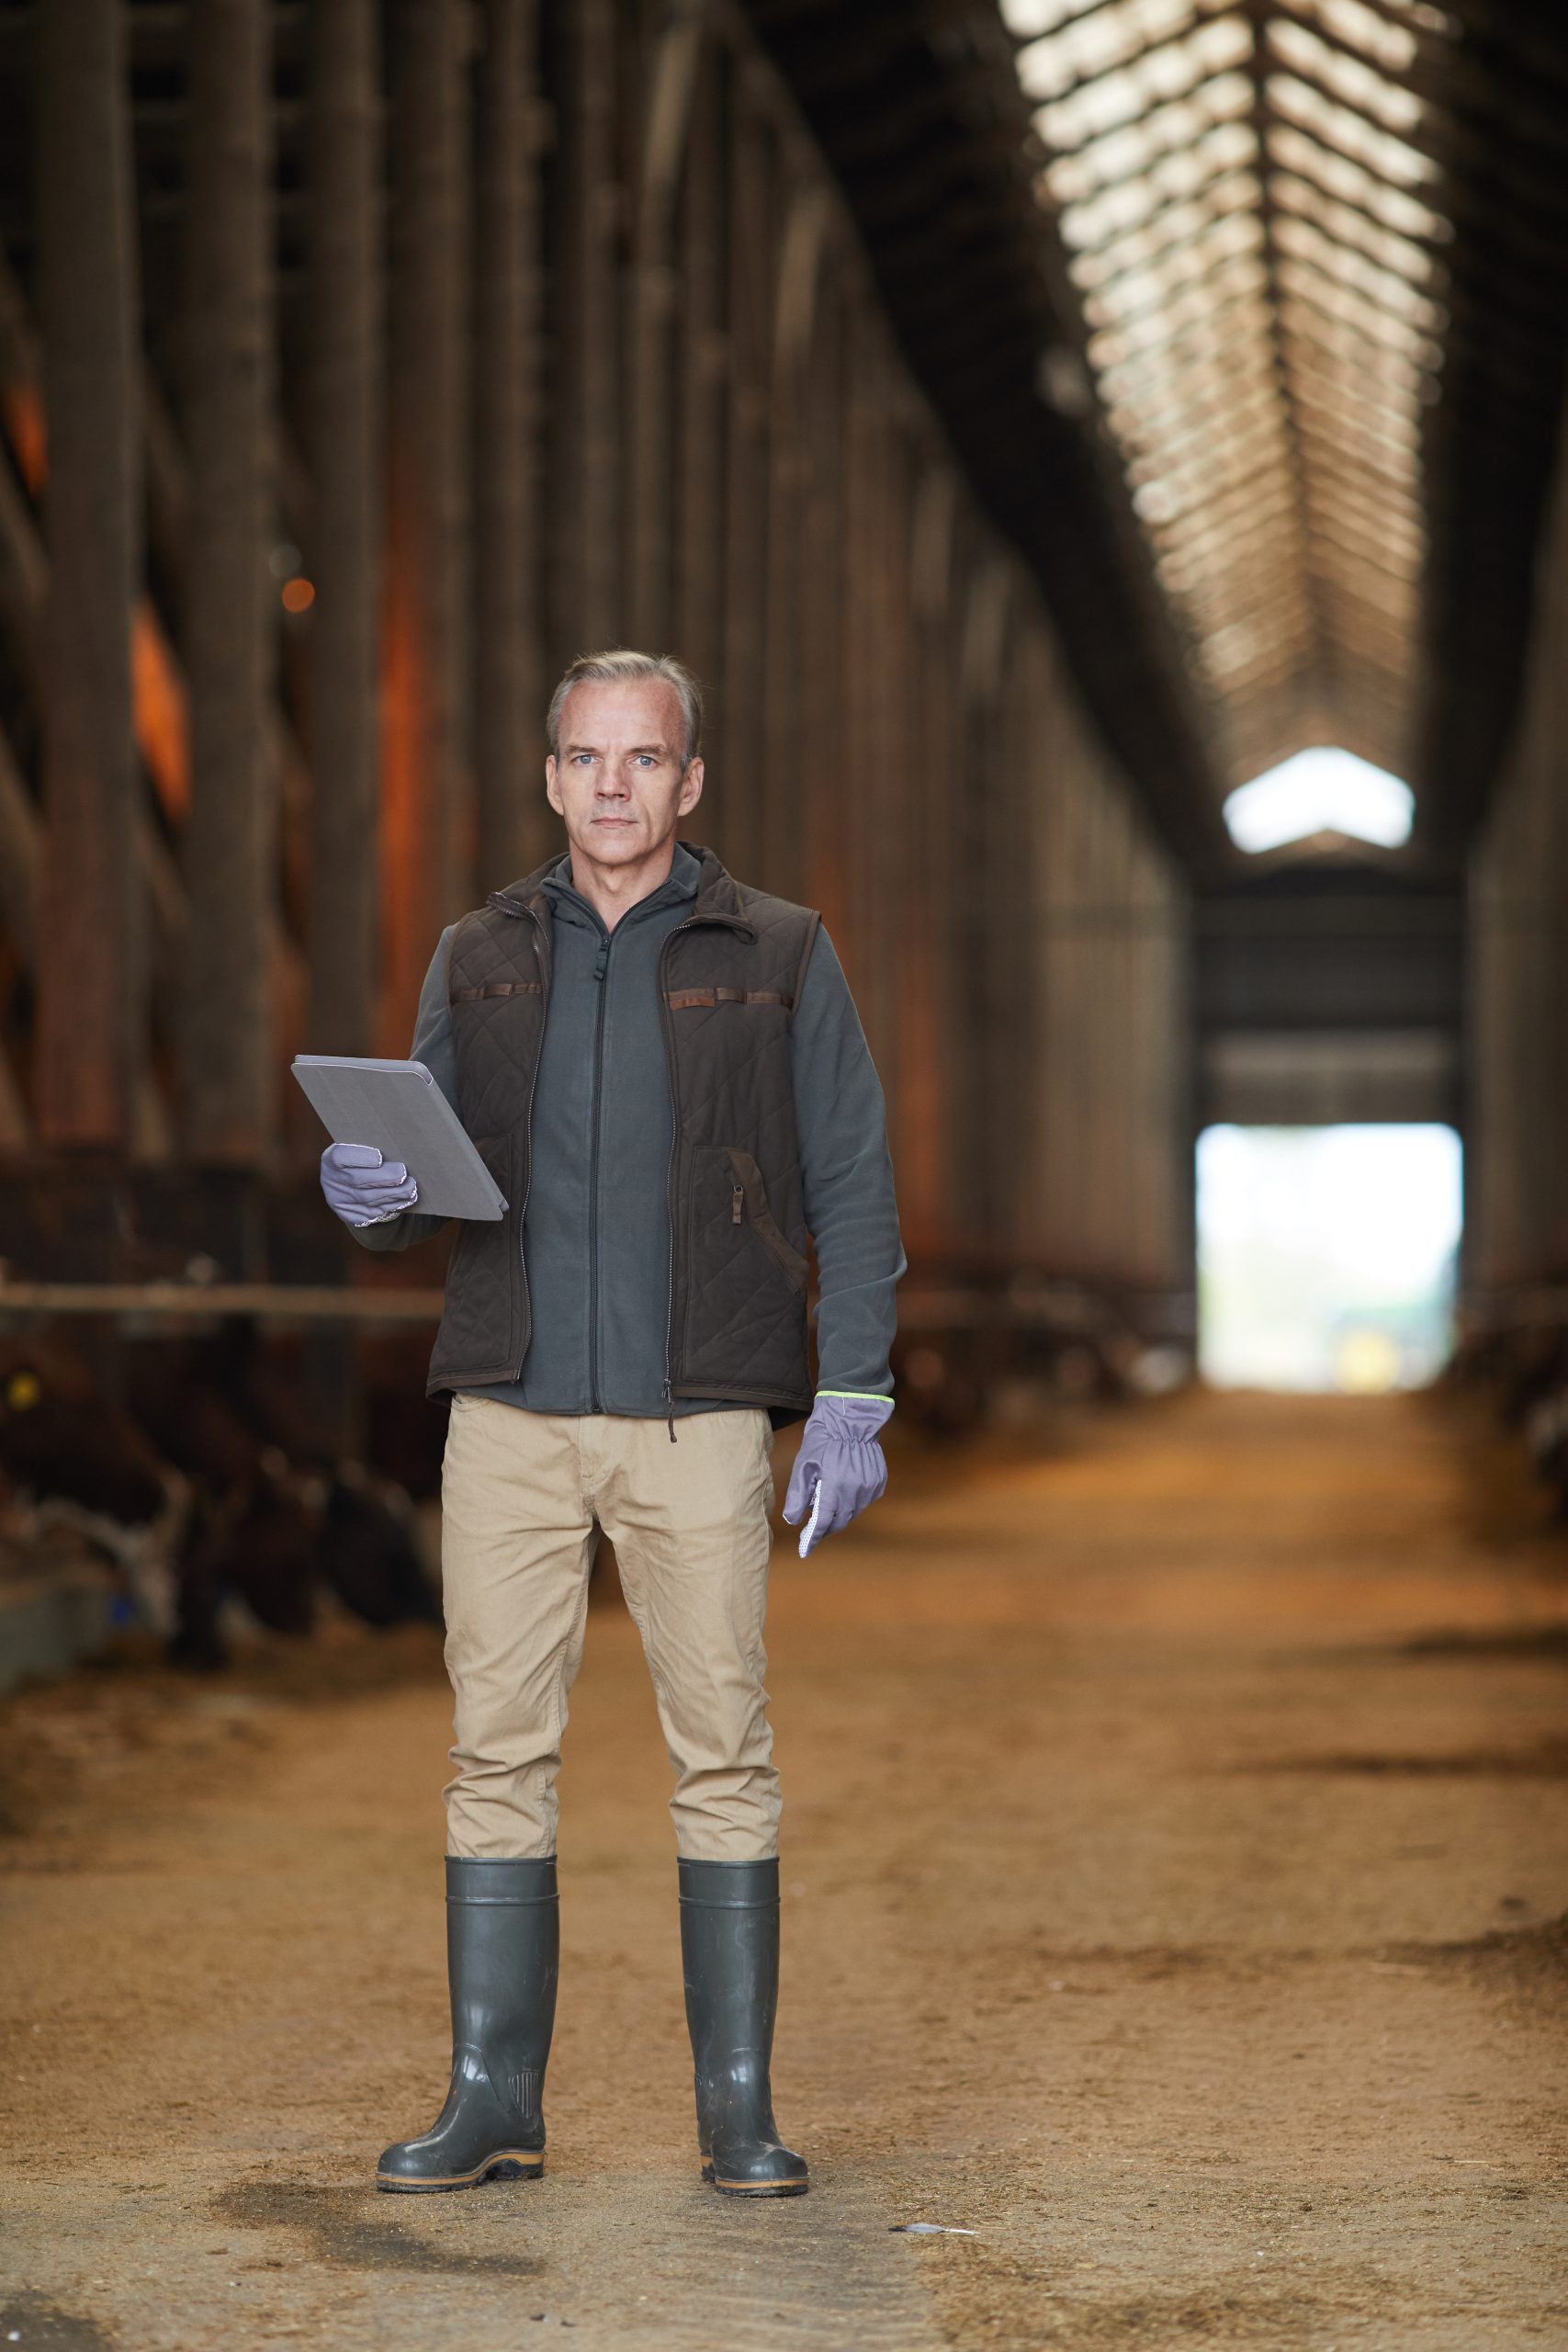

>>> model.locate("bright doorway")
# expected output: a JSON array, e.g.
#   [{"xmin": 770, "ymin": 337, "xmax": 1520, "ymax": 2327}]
[{"xmin": 1196, "ymin": 1125, "xmax": 1462, "ymax": 1392}]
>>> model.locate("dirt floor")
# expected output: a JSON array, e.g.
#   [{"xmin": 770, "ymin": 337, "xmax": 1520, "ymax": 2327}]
[{"xmin": 2, "ymin": 1385, "xmax": 1566, "ymax": 2352}]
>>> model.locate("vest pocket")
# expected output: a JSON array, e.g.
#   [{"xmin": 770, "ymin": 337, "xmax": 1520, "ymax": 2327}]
[{"xmin": 724, "ymin": 1147, "xmax": 809, "ymax": 1287}]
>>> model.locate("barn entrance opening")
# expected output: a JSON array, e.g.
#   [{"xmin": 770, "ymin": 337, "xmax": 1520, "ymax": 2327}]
[{"xmin": 1196, "ymin": 1125, "xmax": 1462, "ymax": 1393}]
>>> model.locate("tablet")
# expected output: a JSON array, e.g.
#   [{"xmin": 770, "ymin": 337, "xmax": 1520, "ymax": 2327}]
[{"xmin": 291, "ymin": 1057, "xmax": 507, "ymax": 1222}]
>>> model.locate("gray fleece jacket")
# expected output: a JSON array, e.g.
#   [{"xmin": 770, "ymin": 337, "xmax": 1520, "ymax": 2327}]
[{"xmin": 355, "ymin": 842, "xmax": 905, "ymax": 1419}]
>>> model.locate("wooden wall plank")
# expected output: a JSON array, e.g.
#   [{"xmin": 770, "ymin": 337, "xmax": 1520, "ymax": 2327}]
[
  {"xmin": 474, "ymin": 0, "xmax": 548, "ymax": 891},
  {"xmin": 35, "ymin": 0, "xmax": 141, "ymax": 1150},
  {"xmin": 381, "ymin": 0, "xmax": 472, "ymax": 1050},
  {"xmin": 180, "ymin": 0, "xmax": 274, "ymax": 1163},
  {"xmin": 307, "ymin": 0, "xmax": 383, "ymax": 1055}
]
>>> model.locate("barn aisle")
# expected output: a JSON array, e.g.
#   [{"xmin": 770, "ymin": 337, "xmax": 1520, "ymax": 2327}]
[{"xmin": 3, "ymin": 1389, "xmax": 1565, "ymax": 2351}]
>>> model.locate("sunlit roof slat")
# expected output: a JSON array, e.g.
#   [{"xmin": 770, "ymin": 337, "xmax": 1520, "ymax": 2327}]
[
  {"xmin": 1267, "ymin": 20, "xmax": 1426, "ymax": 137},
  {"xmin": 1271, "ymin": 176, "xmax": 1439, "ymax": 285},
  {"xmin": 1274, "ymin": 215, "xmax": 1445, "ymax": 326},
  {"xmin": 1268, "ymin": 72, "xmax": 1438, "ymax": 185},
  {"xmin": 1275, "ymin": 260, "xmax": 1442, "ymax": 365},
  {"xmin": 1016, "ymin": 0, "xmax": 1466, "ymax": 798},
  {"xmin": 1279, "ymin": 0, "xmax": 1419, "ymax": 75},
  {"xmin": 1265, "ymin": 120, "xmax": 1450, "ymax": 239}
]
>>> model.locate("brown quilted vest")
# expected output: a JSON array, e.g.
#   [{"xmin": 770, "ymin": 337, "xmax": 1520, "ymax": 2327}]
[{"xmin": 424, "ymin": 842, "xmax": 821, "ymax": 1425}]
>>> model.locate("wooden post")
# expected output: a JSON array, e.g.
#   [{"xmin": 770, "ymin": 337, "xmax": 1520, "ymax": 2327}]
[
  {"xmin": 180, "ymin": 0, "xmax": 274, "ymax": 1163},
  {"xmin": 35, "ymin": 0, "xmax": 141, "ymax": 1150},
  {"xmin": 869, "ymin": 376, "xmax": 912, "ymax": 1101},
  {"xmin": 557, "ymin": 0, "xmax": 619, "ymax": 657},
  {"xmin": 956, "ymin": 553, "xmax": 1011, "ymax": 1250},
  {"xmin": 835, "ymin": 302, "xmax": 882, "ymax": 985},
  {"xmin": 307, "ymin": 0, "xmax": 381, "ymax": 1057},
  {"xmin": 627, "ymin": 3, "xmax": 704, "ymax": 652},
  {"xmin": 718, "ymin": 76, "xmax": 773, "ymax": 880},
  {"xmin": 382, "ymin": 0, "xmax": 472, "ymax": 1050},
  {"xmin": 474, "ymin": 0, "xmax": 548, "ymax": 890},
  {"xmin": 761, "ymin": 179, "xmax": 829, "ymax": 900},
  {"xmin": 898, "ymin": 460, "xmax": 959, "ymax": 1261},
  {"xmin": 674, "ymin": 46, "xmax": 727, "ymax": 811},
  {"xmin": 799, "ymin": 261, "xmax": 844, "ymax": 936}
]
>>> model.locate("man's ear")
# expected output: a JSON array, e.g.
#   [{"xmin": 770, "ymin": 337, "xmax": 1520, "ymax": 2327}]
[
  {"xmin": 545, "ymin": 755, "xmax": 562, "ymax": 816},
  {"xmin": 679, "ymin": 757, "xmax": 705, "ymax": 814}
]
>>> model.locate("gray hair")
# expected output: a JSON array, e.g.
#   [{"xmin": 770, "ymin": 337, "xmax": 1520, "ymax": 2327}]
[{"xmin": 547, "ymin": 649, "xmax": 704, "ymax": 769}]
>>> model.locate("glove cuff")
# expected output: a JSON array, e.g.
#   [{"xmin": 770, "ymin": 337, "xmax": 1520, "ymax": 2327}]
[{"xmin": 813, "ymin": 1391, "xmax": 893, "ymax": 1434}]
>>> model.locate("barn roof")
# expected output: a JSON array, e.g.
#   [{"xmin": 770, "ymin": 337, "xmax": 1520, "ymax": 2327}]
[{"xmin": 747, "ymin": 0, "xmax": 1568, "ymax": 876}]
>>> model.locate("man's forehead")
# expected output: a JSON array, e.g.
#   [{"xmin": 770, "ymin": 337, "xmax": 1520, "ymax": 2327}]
[{"xmin": 560, "ymin": 676, "xmax": 682, "ymax": 745}]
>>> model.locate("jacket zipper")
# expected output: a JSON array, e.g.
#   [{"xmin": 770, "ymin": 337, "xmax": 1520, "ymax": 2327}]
[
  {"xmin": 492, "ymin": 887, "xmax": 751, "ymax": 1437},
  {"xmin": 488, "ymin": 892, "xmax": 551, "ymax": 1383},
  {"xmin": 587, "ymin": 927, "xmax": 613, "ymax": 1412},
  {"xmin": 656, "ymin": 913, "xmax": 701, "ymax": 1442}
]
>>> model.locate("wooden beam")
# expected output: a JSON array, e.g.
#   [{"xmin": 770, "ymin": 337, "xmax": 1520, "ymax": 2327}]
[
  {"xmin": 474, "ymin": 0, "xmax": 547, "ymax": 890},
  {"xmin": 798, "ymin": 256, "xmax": 845, "ymax": 937},
  {"xmin": 307, "ymin": 0, "xmax": 382, "ymax": 1056},
  {"xmin": 382, "ymin": 0, "xmax": 472, "ymax": 1049},
  {"xmin": 35, "ymin": 0, "xmax": 141, "ymax": 1150},
  {"xmin": 558, "ymin": 0, "xmax": 620, "ymax": 652},
  {"xmin": 719, "ymin": 71, "xmax": 773, "ymax": 879},
  {"xmin": 0, "ymin": 723, "xmax": 39, "ymax": 969},
  {"xmin": 761, "ymin": 177, "xmax": 830, "ymax": 899},
  {"xmin": 674, "ymin": 43, "xmax": 728, "ymax": 750},
  {"xmin": 0, "ymin": 1280, "xmax": 448, "ymax": 1322},
  {"xmin": 627, "ymin": 1, "xmax": 705, "ymax": 649},
  {"xmin": 180, "ymin": 0, "xmax": 274, "ymax": 1163}
]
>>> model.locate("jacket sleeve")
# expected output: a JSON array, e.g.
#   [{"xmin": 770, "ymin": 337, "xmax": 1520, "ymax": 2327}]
[
  {"xmin": 790, "ymin": 925, "xmax": 907, "ymax": 1398},
  {"xmin": 348, "ymin": 926, "xmax": 458, "ymax": 1256}
]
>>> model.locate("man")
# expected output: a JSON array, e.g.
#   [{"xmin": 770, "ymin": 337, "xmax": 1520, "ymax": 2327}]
[{"xmin": 320, "ymin": 649, "xmax": 904, "ymax": 2199}]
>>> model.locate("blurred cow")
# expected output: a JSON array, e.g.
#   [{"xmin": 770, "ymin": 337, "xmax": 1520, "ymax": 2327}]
[{"xmin": 0, "ymin": 1326, "xmax": 439, "ymax": 1670}]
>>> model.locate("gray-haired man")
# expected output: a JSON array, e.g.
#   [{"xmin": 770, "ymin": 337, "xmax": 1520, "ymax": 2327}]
[{"xmin": 321, "ymin": 650, "xmax": 905, "ymax": 2199}]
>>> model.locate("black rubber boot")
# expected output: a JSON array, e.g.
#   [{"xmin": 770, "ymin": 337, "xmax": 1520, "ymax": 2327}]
[
  {"xmin": 679, "ymin": 1858, "xmax": 809, "ymax": 2197},
  {"xmin": 377, "ymin": 1856, "xmax": 558, "ymax": 2193}
]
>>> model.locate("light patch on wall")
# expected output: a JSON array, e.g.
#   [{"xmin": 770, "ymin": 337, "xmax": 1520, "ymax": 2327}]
[
  {"xmin": 1197, "ymin": 1123, "xmax": 1461, "ymax": 1391},
  {"xmin": 1223, "ymin": 745, "xmax": 1415, "ymax": 853}
]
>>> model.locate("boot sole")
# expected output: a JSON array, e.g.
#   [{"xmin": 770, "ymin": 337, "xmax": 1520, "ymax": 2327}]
[
  {"xmin": 703, "ymin": 2163, "xmax": 809, "ymax": 2199},
  {"xmin": 377, "ymin": 2154, "xmax": 544, "ymax": 2194}
]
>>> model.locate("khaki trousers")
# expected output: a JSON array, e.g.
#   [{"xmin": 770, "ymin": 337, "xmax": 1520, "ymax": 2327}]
[{"xmin": 439, "ymin": 1395, "xmax": 780, "ymax": 1862}]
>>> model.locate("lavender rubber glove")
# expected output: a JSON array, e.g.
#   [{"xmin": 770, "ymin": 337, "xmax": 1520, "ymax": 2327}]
[
  {"xmin": 320, "ymin": 1142, "xmax": 419, "ymax": 1228},
  {"xmin": 782, "ymin": 1394, "xmax": 894, "ymax": 1556}
]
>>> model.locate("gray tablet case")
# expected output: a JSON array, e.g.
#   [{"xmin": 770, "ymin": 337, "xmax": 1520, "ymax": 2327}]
[{"xmin": 291, "ymin": 1057, "xmax": 507, "ymax": 1222}]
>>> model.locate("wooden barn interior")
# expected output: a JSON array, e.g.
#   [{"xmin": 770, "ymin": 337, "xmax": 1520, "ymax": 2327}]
[{"xmin": 1, "ymin": 5, "xmax": 1566, "ymax": 2344}]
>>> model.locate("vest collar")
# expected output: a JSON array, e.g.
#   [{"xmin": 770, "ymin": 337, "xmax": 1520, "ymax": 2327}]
[{"xmin": 488, "ymin": 838, "xmax": 755, "ymax": 939}]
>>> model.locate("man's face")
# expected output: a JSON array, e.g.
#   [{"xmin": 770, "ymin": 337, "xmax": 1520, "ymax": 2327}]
[{"xmin": 546, "ymin": 678, "xmax": 704, "ymax": 868}]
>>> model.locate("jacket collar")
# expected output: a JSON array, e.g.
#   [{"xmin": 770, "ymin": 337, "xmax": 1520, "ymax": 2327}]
[{"xmin": 488, "ymin": 839, "xmax": 754, "ymax": 938}]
